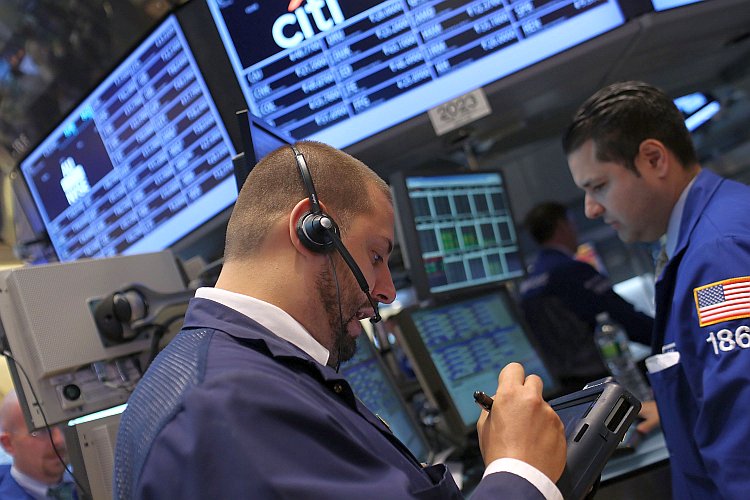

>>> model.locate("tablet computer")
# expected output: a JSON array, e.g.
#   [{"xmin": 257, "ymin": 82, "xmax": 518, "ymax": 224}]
[{"xmin": 550, "ymin": 377, "xmax": 642, "ymax": 499}]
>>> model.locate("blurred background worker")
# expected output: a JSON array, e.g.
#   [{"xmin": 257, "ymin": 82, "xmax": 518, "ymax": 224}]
[
  {"xmin": 519, "ymin": 201, "xmax": 654, "ymax": 392},
  {"xmin": 0, "ymin": 390, "xmax": 76, "ymax": 500}
]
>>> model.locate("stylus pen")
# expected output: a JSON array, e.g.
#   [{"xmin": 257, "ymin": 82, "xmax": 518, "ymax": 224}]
[{"xmin": 473, "ymin": 391, "xmax": 494, "ymax": 412}]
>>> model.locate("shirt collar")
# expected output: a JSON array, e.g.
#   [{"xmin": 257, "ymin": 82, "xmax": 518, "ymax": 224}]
[
  {"xmin": 664, "ymin": 176, "xmax": 698, "ymax": 259},
  {"xmin": 10, "ymin": 465, "xmax": 62, "ymax": 500},
  {"xmin": 194, "ymin": 287, "xmax": 330, "ymax": 366}
]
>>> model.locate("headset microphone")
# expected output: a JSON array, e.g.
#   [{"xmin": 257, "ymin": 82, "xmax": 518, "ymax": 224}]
[
  {"xmin": 290, "ymin": 145, "xmax": 381, "ymax": 324},
  {"xmin": 324, "ymin": 225, "xmax": 382, "ymax": 324}
]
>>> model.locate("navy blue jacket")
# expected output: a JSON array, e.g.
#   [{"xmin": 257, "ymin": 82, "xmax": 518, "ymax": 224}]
[
  {"xmin": 520, "ymin": 248, "xmax": 653, "ymax": 385},
  {"xmin": 113, "ymin": 298, "xmax": 546, "ymax": 499},
  {"xmin": 651, "ymin": 169, "xmax": 750, "ymax": 499}
]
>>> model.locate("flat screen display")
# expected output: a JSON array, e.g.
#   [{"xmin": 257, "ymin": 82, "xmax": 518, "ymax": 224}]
[
  {"xmin": 18, "ymin": 15, "xmax": 237, "ymax": 261},
  {"xmin": 674, "ymin": 92, "xmax": 720, "ymax": 132},
  {"xmin": 207, "ymin": 0, "xmax": 626, "ymax": 148},
  {"xmin": 392, "ymin": 170, "xmax": 524, "ymax": 300},
  {"xmin": 395, "ymin": 289, "xmax": 557, "ymax": 436},
  {"xmin": 234, "ymin": 112, "xmax": 293, "ymax": 191},
  {"xmin": 651, "ymin": 0, "xmax": 703, "ymax": 11},
  {"xmin": 340, "ymin": 333, "xmax": 431, "ymax": 462}
]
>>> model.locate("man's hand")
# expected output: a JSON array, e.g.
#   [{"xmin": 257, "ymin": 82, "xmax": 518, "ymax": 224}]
[
  {"xmin": 636, "ymin": 400, "xmax": 660, "ymax": 434},
  {"xmin": 476, "ymin": 362, "xmax": 567, "ymax": 483}
]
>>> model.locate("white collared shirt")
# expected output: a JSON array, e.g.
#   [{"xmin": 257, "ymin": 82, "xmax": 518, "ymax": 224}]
[
  {"xmin": 194, "ymin": 287, "xmax": 330, "ymax": 366},
  {"xmin": 10, "ymin": 465, "xmax": 67, "ymax": 500}
]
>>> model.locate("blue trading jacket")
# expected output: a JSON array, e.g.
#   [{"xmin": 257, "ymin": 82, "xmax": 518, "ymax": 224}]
[
  {"xmin": 0, "ymin": 465, "xmax": 34, "ymax": 500},
  {"xmin": 520, "ymin": 247, "xmax": 653, "ymax": 384},
  {"xmin": 651, "ymin": 168, "xmax": 750, "ymax": 499},
  {"xmin": 113, "ymin": 298, "xmax": 546, "ymax": 499}
]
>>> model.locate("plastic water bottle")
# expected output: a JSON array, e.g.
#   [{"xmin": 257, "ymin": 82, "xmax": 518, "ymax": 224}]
[{"xmin": 594, "ymin": 312, "xmax": 652, "ymax": 402}]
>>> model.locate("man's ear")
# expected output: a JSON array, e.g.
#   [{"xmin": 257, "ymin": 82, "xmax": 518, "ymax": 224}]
[
  {"xmin": 0, "ymin": 432, "xmax": 14, "ymax": 455},
  {"xmin": 637, "ymin": 139, "xmax": 670, "ymax": 178},
  {"xmin": 288, "ymin": 199, "xmax": 333, "ymax": 256},
  {"xmin": 289, "ymin": 198, "xmax": 315, "ymax": 255}
]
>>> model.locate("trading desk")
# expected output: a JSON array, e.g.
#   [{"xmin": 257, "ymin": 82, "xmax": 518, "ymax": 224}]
[{"xmin": 598, "ymin": 430, "xmax": 671, "ymax": 499}]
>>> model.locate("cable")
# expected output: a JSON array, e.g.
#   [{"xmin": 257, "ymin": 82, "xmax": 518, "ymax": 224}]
[
  {"xmin": 1, "ymin": 350, "xmax": 91, "ymax": 499},
  {"xmin": 143, "ymin": 313, "xmax": 185, "ymax": 368},
  {"xmin": 328, "ymin": 253, "xmax": 345, "ymax": 373}
]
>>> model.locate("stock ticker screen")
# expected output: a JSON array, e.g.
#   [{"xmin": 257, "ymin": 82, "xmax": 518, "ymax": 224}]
[
  {"xmin": 207, "ymin": 0, "xmax": 626, "ymax": 148},
  {"xmin": 404, "ymin": 172, "xmax": 524, "ymax": 296},
  {"xmin": 19, "ymin": 15, "xmax": 237, "ymax": 261},
  {"xmin": 408, "ymin": 291, "xmax": 556, "ymax": 426}
]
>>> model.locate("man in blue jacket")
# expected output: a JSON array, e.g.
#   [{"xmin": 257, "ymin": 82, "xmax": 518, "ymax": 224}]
[
  {"xmin": 564, "ymin": 80, "xmax": 750, "ymax": 498},
  {"xmin": 114, "ymin": 141, "xmax": 567, "ymax": 499},
  {"xmin": 520, "ymin": 201, "xmax": 654, "ymax": 392},
  {"xmin": 0, "ymin": 391, "xmax": 76, "ymax": 499}
]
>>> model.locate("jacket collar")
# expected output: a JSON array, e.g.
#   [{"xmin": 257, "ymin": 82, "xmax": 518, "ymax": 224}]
[
  {"xmin": 182, "ymin": 298, "xmax": 347, "ymax": 386},
  {"xmin": 670, "ymin": 169, "xmax": 723, "ymax": 262}
]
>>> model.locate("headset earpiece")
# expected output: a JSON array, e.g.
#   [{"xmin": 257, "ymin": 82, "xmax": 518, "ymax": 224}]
[
  {"xmin": 291, "ymin": 144, "xmax": 341, "ymax": 253},
  {"xmin": 296, "ymin": 211, "xmax": 339, "ymax": 253}
]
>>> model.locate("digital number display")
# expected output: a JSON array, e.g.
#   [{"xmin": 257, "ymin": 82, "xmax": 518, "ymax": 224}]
[
  {"xmin": 19, "ymin": 16, "xmax": 237, "ymax": 261},
  {"xmin": 208, "ymin": 0, "xmax": 624, "ymax": 148},
  {"xmin": 405, "ymin": 172, "xmax": 523, "ymax": 295}
]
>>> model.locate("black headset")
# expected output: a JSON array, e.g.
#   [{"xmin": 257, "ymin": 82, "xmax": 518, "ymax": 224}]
[{"xmin": 290, "ymin": 145, "xmax": 381, "ymax": 323}]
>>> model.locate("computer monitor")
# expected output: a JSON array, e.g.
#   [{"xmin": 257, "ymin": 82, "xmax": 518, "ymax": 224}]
[
  {"xmin": 340, "ymin": 332, "xmax": 431, "ymax": 463},
  {"xmin": 205, "ymin": 0, "xmax": 626, "ymax": 148},
  {"xmin": 393, "ymin": 288, "xmax": 558, "ymax": 441},
  {"xmin": 233, "ymin": 111, "xmax": 294, "ymax": 192},
  {"xmin": 17, "ymin": 13, "xmax": 238, "ymax": 262},
  {"xmin": 651, "ymin": 0, "xmax": 703, "ymax": 11},
  {"xmin": 0, "ymin": 251, "xmax": 187, "ymax": 430},
  {"xmin": 674, "ymin": 91, "xmax": 721, "ymax": 132},
  {"xmin": 390, "ymin": 169, "xmax": 524, "ymax": 301}
]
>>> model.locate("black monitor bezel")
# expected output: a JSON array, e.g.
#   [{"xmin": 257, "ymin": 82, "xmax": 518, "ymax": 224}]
[{"xmin": 232, "ymin": 110, "xmax": 295, "ymax": 193}]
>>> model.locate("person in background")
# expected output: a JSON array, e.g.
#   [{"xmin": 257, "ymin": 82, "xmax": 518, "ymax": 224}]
[
  {"xmin": 563, "ymin": 80, "xmax": 750, "ymax": 498},
  {"xmin": 0, "ymin": 390, "xmax": 76, "ymax": 499},
  {"xmin": 113, "ymin": 141, "xmax": 567, "ymax": 499},
  {"xmin": 519, "ymin": 202, "xmax": 654, "ymax": 392}
]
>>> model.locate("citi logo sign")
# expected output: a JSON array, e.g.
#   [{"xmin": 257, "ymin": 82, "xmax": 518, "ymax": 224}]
[{"xmin": 273, "ymin": 0, "xmax": 345, "ymax": 49}]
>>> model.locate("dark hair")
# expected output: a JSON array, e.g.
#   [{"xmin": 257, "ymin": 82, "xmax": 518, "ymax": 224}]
[
  {"xmin": 562, "ymin": 81, "xmax": 698, "ymax": 173},
  {"xmin": 525, "ymin": 202, "xmax": 568, "ymax": 245},
  {"xmin": 224, "ymin": 141, "xmax": 390, "ymax": 261}
]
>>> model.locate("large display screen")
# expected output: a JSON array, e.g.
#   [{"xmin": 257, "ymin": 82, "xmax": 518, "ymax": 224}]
[
  {"xmin": 395, "ymin": 290, "xmax": 557, "ymax": 437},
  {"xmin": 207, "ymin": 0, "xmax": 626, "ymax": 148},
  {"xmin": 391, "ymin": 170, "xmax": 524, "ymax": 300},
  {"xmin": 234, "ymin": 112, "xmax": 293, "ymax": 192},
  {"xmin": 18, "ymin": 15, "xmax": 237, "ymax": 261},
  {"xmin": 340, "ymin": 333, "xmax": 431, "ymax": 462},
  {"xmin": 651, "ymin": 0, "xmax": 703, "ymax": 11}
]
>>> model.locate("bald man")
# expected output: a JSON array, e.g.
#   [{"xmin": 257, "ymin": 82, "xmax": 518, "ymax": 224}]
[{"xmin": 0, "ymin": 390, "xmax": 76, "ymax": 499}]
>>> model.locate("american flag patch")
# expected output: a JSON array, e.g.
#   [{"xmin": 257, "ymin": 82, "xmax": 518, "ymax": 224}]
[{"xmin": 694, "ymin": 276, "xmax": 750, "ymax": 327}]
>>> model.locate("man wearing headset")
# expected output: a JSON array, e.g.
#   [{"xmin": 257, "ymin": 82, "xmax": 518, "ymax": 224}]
[{"xmin": 114, "ymin": 141, "xmax": 566, "ymax": 499}]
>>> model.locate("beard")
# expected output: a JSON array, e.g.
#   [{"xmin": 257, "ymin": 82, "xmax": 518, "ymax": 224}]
[{"xmin": 315, "ymin": 256, "xmax": 368, "ymax": 367}]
